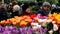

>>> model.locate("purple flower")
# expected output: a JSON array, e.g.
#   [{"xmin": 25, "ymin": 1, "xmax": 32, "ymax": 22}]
[
  {"xmin": 0, "ymin": 26, "xmax": 5, "ymax": 32},
  {"xmin": 37, "ymin": 27, "xmax": 47, "ymax": 34},
  {"xmin": 19, "ymin": 27, "xmax": 34, "ymax": 34},
  {"xmin": 12, "ymin": 29, "xmax": 19, "ymax": 34},
  {"xmin": 3, "ymin": 31, "xmax": 12, "ymax": 34},
  {"xmin": 37, "ymin": 14, "xmax": 42, "ymax": 18},
  {"xmin": 4, "ymin": 26, "xmax": 19, "ymax": 34},
  {"xmin": 43, "ymin": 16, "xmax": 48, "ymax": 19}
]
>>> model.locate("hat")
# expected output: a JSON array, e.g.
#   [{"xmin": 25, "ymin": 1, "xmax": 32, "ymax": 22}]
[
  {"xmin": 42, "ymin": 2, "xmax": 51, "ymax": 7},
  {"xmin": 13, "ymin": 5, "xmax": 20, "ymax": 11},
  {"xmin": 22, "ymin": 4, "xmax": 29, "ymax": 12},
  {"xmin": 52, "ymin": 4, "xmax": 56, "ymax": 8}
]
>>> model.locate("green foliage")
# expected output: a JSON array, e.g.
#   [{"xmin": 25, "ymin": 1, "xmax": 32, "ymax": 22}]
[
  {"xmin": 31, "ymin": 6, "xmax": 40, "ymax": 11},
  {"xmin": 47, "ymin": 23, "xmax": 53, "ymax": 31}
]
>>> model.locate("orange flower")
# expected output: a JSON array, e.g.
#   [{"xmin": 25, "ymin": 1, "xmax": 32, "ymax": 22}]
[
  {"xmin": 53, "ymin": 13, "xmax": 57, "ymax": 17},
  {"xmin": 0, "ymin": 20, "xmax": 6, "ymax": 24},
  {"xmin": 5, "ymin": 19, "xmax": 10, "ymax": 24},
  {"xmin": 57, "ymin": 19, "xmax": 60, "ymax": 25},
  {"xmin": 49, "ymin": 13, "xmax": 60, "ymax": 26},
  {"xmin": 12, "ymin": 21, "xmax": 19, "ymax": 26},
  {"xmin": 19, "ymin": 17, "xmax": 25, "ymax": 20},
  {"xmin": 20, "ymin": 21, "xmax": 28, "ymax": 26},
  {"xmin": 14, "ymin": 16, "xmax": 20, "ymax": 19},
  {"xmin": 16, "ymin": 19, "xmax": 20, "ymax": 23},
  {"xmin": 23, "ymin": 15, "xmax": 28, "ymax": 19},
  {"xmin": 25, "ymin": 18, "xmax": 32, "ymax": 22},
  {"xmin": 10, "ymin": 18, "xmax": 16, "ymax": 22},
  {"xmin": 34, "ymin": 17, "xmax": 39, "ymax": 21}
]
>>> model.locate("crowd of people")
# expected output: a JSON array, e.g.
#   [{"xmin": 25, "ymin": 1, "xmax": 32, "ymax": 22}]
[{"xmin": 0, "ymin": 1, "xmax": 60, "ymax": 21}]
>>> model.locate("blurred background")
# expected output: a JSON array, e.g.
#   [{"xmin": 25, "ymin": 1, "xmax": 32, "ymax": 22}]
[
  {"xmin": 0, "ymin": 0, "xmax": 60, "ymax": 11},
  {"xmin": 0, "ymin": 0, "xmax": 60, "ymax": 20},
  {"xmin": 0, "ymin": 0, "xmax": 59, "ymax": 11}
]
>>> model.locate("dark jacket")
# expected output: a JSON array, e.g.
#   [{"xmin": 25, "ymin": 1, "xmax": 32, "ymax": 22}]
[
  {"xmin": 11, "ymin": 11, "xmax": 19, "ymax": 18},
  {"xmin": 36, "ymin": 8, "xmax": 49, "ymax": 16},
  {"xmin": 0, "ymin": 10, "xmax": 8, "ymax": 20},
  {"xmin": 51, "ymin": 8, "xmax": 60, "ymax": 14},
  {"xmin": 51, "ymin": 8, "xmax": 57, "ymax": 14}
]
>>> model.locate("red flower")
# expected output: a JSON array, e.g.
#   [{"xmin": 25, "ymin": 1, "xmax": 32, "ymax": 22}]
[{"xmin": 30, "ymin": 14, "xmax": 37, "ymax": 19}]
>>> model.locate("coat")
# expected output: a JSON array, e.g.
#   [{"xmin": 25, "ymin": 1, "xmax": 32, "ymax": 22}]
[
  {"xmin": 36, "ymin": 8, "xmax": 50, "ymax": 16},
  {"xmin": 0, "ymin": 10, "xmax": 8, "ymax": 20}
]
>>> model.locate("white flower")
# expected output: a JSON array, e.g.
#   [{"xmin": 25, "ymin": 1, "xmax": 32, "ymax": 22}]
[
  {"xmin": 38, "ymin": 19, "xmax": 43, "ymax": 23},
  {"xmin": 31, "ymin": 23, "xmax": 39, "ymax": 26},
  {"xmin": 31, "ymin": 23, "xmax": 41, "ymax": 30},
  {"xmin": 32, "ymin": 26, "xmax": 38, "ymax": 30},
  {"xmin": 53, "ymin": 24, "xmax": 58, "ymax": 31},
  {"xmin": 42, "ymin": 19, "xmax": 47, "ymax": 23},
  {"xmin": 32, "ymin": 25, "xmax": 41, "ymax": 30},
  {"xmin": 42, "ymin": 23, "xmax": 47, "ymax": 27},
  {"xmin": 47, "ymin": 19, "xmax": 52, "ymax": 23},
  {"xmin": 52, "ymin": 21, "xmax": 56, "ymax": 24},
  {"xmin": 49, "ymin": 30, "xmax": 53, "ymax": 34},
  {"xmin": 36, "ymin": 25, "xmax": 41, "ymax": 28}
]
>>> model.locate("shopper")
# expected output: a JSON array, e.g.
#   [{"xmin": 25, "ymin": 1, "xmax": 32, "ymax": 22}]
[
  {"xmin": 11, "ymin": 4, "xmax": 20, "ymax": 17},
  {"xmin": 37, "ymin": 2, "xmax": 51, "ymax": 16},
  {"xmin": 21, "ymin": 4, "xmax": 31, "ymax": 16},
  {"xmin": 0, "ymin": 4, "xmax": 8, "ymax": 20}
]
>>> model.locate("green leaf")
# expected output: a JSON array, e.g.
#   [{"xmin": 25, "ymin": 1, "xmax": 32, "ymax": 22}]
[{"xmin": 47, "ymin": 22, "xmax": 53, "ymax": 31}]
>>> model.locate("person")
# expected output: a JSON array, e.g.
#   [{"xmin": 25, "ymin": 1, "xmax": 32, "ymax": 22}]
[
  {"xmin": 36, "ymin": 2, "xmax": 51, "ymax": 16},
  {"xmin": 11, "ymin": 2, "xmax": 20, "ymax": 18},
  {"xmin": 21, "ymin": 4, "xmax": 31, "ymax": 16},
  {"xmin": 51, "ymin": 4, "xmax": 57, "ymax": 14},
  {"xmin": 20, "ymin": 4, "xmax": 37, "ymax": 19},
  {"xmin": 0, "ymin": 4, "xmax": 8, "ymax": 21}
]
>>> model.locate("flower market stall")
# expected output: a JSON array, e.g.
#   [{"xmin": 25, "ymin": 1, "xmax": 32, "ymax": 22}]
[{"xmin": 0, "ymin": 13, "xmax": 60, "ymax": 34}]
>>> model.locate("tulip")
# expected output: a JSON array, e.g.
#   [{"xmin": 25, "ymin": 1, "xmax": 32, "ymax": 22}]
[
  {"xmin": 20, "ymin": 21, "xmax": 28, "ymax": 26},
  {"xmin": 49, "ymin": 30, "xmax": 53, "ymax": 34},
  {"xmin": 53, "ymin": 24, "xmax": 58, "ymax": 31},
  {"xmin": 30, "ymin": 14, "xmax": 36, "ymax": 19},
  {"xmin": 37, "ymin": 27, "xmax": 47, "ymax": 34},
  {"xmin": 0, "ymin": 20, "xmax": 6, "ymax": 25}
]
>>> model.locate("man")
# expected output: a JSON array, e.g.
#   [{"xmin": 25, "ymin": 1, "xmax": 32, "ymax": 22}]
[
  {"xmin": 51, "ymin": 4, "xmax": 57, "ymax": 14},
  {"xmin": 37, "ymin": 2, "xmax": 51, "ymax": 16}
]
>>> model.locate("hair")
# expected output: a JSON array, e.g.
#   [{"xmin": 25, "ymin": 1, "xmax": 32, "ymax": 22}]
[
  {"xmin": 22, "ymin": 4, "xmax": 30, "ymax": 15},
  {"xmin": 12, "ymin": 1, "xmax": 17, "ymax": 6}
]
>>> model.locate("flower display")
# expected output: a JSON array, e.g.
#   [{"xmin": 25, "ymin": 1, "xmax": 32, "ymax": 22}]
[
  {"xmin": 53, "ymin": 24, "xmax": 58, "ymax": 31},
  {"xmin": 0, "ymin": 26, "xmax": 48, "ymax": 34},
  {"xmin": 0, "ymin": 26, "xmax": 19, "ymax": 34},
  {"xmin": 19, "ymin": 27, "xmax": 34, "ymax": 34},
  {"xmin": 31, "ymin": 23, "xmax": 41, "ymax": 30},
  {"xmin": 0, "ymin": 13, "xmax": 60, "ymax": 34},
  {"xmin": 0, "ymin": 15, "xmax": 32, "ymax": 26},
  {"xmin": 37, "ymin": 27, "xmax": 47, "ymax": 34},
  {"xmin": 48, "ymin": 13, "xmax": 60, "ymax": 26}
]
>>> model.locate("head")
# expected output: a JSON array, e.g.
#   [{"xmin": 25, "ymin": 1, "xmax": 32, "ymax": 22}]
[
  {"xmin": 52, "ymin": 4, "xmax": 56, "ymax": 9},
  {"xmin": 13, "ymin": 5, "xmax": 20, "ymax": 12},
  {"xmin": 22, "ymin": 4, "xmax": 30, "ymax": 14},
  {"xmin": 12, "ymin": 1, "xmax": 17, "ymax": 6},
  {"xmin": 42, "ymin": 2, "xmax": 51, "ymax": 11},
  {"xmin": 0, "ymin": 4, "xmax": 7, "ymax": 11}
]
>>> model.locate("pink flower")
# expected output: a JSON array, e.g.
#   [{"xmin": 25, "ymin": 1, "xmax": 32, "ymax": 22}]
[{"xmin": 53, "ymin": 24, "xmax": 58, "ymax": 31}]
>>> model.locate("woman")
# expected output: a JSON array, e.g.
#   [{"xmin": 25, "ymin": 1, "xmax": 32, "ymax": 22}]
[
  {"xmin": 21, "ymin": 4, "xmax": 31, "ymax": 16},
  {"xmin": 21, "ymin": 4, "xmax": 36, "ymax": 19},
  {"xmin": 11, "ymin": 4, "xmax": 20, "ymax": 18}
]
